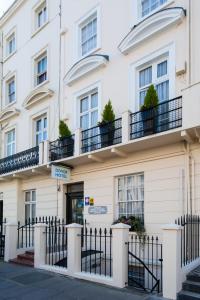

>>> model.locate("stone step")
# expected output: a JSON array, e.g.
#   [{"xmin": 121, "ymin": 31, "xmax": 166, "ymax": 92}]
[
  {"xmin": 17, "ymin": 253, "xmax": 34, "ymax": 262},
  {"xmin": 187, "ymin": 266, "xmax": 200, "ymax": 283},
  {"xmin": 178, "ymin": 290, "xmax": 200, "ymax": 300},
  {"xmin": 183, "ymin": 280, "xmax": 200, "ymax": 293},
  {"xmin": 10, "ymin": 258, "xmax": 34, "ymax": 267},
  {"xmin": 25, "ymin": 250, "xmax": 34, "ymax": 256}
]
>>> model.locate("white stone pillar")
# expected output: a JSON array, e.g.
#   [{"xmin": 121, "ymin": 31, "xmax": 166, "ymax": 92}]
[
  {"xmin": 66, "ymin": 223, "xmax": 83, "ymax": 275},
  {"xmin": 4, "ymin": 223, "xmax": 18, "ymax": 262},
  {"xmin": 122, "ymin": 111, "xmax": 131, "ymax": 144},
  {"xmin": 111, "ymin": 223, "xmax": 130, "ymax": 288},
  {"xmin": 74, "ymin": 128, "xmax": 82, "ymax": 156},
  {"xmin": 39, "ymin": 142, "xmax": 44, "ymax": 165},
  {"xmin": 34, "ymin": 223, "xmax": 47, "ymax": 268},
  {"xmin": 162, "ymin": 224, "xmax": 182, "ymax": 300},
  {"xmin": 43, "ymin": 140, "xmax": 50, "ymax": 164}
]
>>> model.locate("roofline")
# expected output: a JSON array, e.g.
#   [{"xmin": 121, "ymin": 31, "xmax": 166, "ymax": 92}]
[{"xmin": 0, "ymin": 0, "xmax": 26, "ymax": 28}]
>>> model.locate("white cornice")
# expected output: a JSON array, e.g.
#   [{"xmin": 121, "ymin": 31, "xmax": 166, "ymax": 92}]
[
  {"xmin": 23, "ymin": 88, "xmax": 54, "ymax": 109},
  {"xmin": 64, "ymin": 55, "xmax": 109, "ymax": 86},
  {"xmin": 0, "ymin": 107, "xmax": 20, "ymax": 123},
  {"xmin": 118, "ymin": 7, "xmax": 186, "ymax": 55},
  {"xmin": 0, "ymin": 0, "xmax": 26, "ymax": 28}
]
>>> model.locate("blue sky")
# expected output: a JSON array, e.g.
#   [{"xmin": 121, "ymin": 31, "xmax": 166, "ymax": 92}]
[{"xmin": 0, "ymin": 0, "xmax": 15, "ymax": 17}]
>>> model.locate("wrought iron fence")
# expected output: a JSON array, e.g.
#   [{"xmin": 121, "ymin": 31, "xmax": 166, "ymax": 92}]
[
  {"xmin": 130, "ymin": 97, "xmax": 182, "ymax": 140},
  {"xmin": 175, "ymin": 215, "xmax": 200, "ymax": 267},
  {"xmin": 81, "ymin": 227, "xmax": 112, "ymax": 277},
  {"xmin": 0, "ymin": 146, "xmax": 39, "ymax": 175},
  {"xmin": 45, "ymin": 221, "xmax": 67, "ymax": 268},
  {"xmin": 128, "ymin": 234, "xmax": 163, "ymax": 294},
  {"xmin": 49, "ymin": 135, "xmax": 74, "ymax": 161},
  {"xmin": 17, "ymin": 216, "xmax": 63, "ymax": 249},
  {"xmin": 0, "ymin": 218, "xmax": 6, "ymax": 258},
  {"xmin": 81, "ymin": 118, "xmax": 122, "ymax": 154}
]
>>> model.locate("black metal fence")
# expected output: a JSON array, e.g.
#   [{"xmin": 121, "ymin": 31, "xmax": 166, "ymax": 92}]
[
  {"xmin": 0, "ymin": 146, "xmax": 39, "ymax": 175},
  {"xmin": 81, "ymin": 227, "xmax": 112, "ymax": 277},
  {"xmin": 17, "ymin": 216, "xmax": 63, "ymax": 249},
  {"xmin": 128, "ymin": 234, "xmax": 163, "ymax": 294},
  {"xmin": 175, "ymin": 215, "xmax": 200, "ymax": 267},
  {"xmin": 45, "ymin": 220, "xmax": 67, "ymax": 268},
  {"xmin": 81, "ymin": 118, "xmax": 122, "ymax": 153},
  {"xmin": 49, "ymin": 136, "xmax": 74, "ymax": 161},
  {"xmin": 130, "ymin": 97, "xmax": 182, "ymax": 140},
  {"xmin": 0, "ymin": 218, "xmax": 6, "ymax": 258}
]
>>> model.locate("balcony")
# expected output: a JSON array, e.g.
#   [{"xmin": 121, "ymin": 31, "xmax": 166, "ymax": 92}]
[
  {"xmin": 49, "ymin": 135, "xmax": 75, "ymax": 161},
  {"xmin": 0, "ymin": 146, "xmax": 39, "ymax": 176},
  {"xmin": 130, "ymin": 97, "xmax": 182, "ymax": 140},
  {"xmin": 81, "ymin": 118, "xmax": 122, "ymax": 153}
]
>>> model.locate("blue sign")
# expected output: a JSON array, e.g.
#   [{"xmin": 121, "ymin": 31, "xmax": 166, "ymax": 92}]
[{"xmin": 51, "ymin": 165, "xmax": 71, "ymax": 181}]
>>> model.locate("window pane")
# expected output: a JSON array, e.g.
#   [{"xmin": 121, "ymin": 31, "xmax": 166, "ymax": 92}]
[
  {"xmin": 25, "ymin": 192, "xmax": 31, "ymax": 202},
  {"xmin": 80, "ymin": 97, "xmax": 89, "ymax": 113},
  {"xmin": 91, "ymin": 110, "xmax": 98, "ymax": 127},
  {"xmin": 139, "ymin": 66, "xmax": 152, "ymax": 88},
  {"xmin": 91, "ymin": 92, "xmax": 98, "ymax": 108},
  {"xmin": 157, "ymin": 60, "xmax": 168, "ymax": 78},
  {"xmin": 25, "ymin": 204, "xmax": 30, "ymax": 220},
  {"xmin": 81, "ymin": 16, "xmax": 97, "ymax": 56},
  {"xmin": 32, "ymin": 191, "xmax": 36, "ymax": 203},
  {"xmin": 80, "ymin": 114, "xmax": 89, "ymax": 129},
  {"xmin": 156, "ymin": 80, "xmax": 169, "ymax": 102},
  {"xmin": 32, "ymin": 204, "xmax": 36, "ymax": 219},
  {"xmin": 142, "ymin": 0, "xmax": 167, "ymax": 17},
  {"xmin": 36, "ymin": 120, "xmax": 42, "ymax": 131}
]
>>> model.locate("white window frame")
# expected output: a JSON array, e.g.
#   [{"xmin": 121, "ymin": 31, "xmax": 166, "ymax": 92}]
[
  {"xmin": 75, "ymin": 6, "xmax": 101, "ymax": 60},
  {"xmin": 24, "ymin": 190, "xmax": 36, "ymax": 220},
  {"xmin": 116, "ymin": 173, "xmax": 144, "ymax": 220},
  {"xmin": 32, "ymin": 0, "xmax": 48, "ymax": 34},
  {"xmin": 74, "ymin": 82, "xmax": 101, "ymax": 130},
  {"xmin": 4, "ymin": 28, "xmax": 17, "ymax": 60},
  {"xmin": 34, "ymin": 49, "xmax": 48, "ymax": 87},
  {"xmin": 129, "ymin": 44, "xmax": 175, "ymax": 112},
  {"xmin": 5, "ymin": 128, "xmax": 16, "ymax": 157},
  {"xmin": 79, "ymin": 90, "xmax": 99, "ymax": 130},
  {"xmin": 34, "ymin": 114, "xmax": 48, "ymax": 146},
  {"xmin": 6, "ymin": 76, "xmax": 16, "ymax": 106}
]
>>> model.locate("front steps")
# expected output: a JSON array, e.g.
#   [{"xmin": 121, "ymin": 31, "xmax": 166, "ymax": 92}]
[
  {"xmin": 178, "ymin": 266, "xmax": 200, "ymax": 299},
  {"xmin": 10, "ymin": 251, "xmax": 34, "ymax": 267}
]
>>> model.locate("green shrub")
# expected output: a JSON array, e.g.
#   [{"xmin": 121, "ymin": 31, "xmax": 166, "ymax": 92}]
[
  {"xmin": 59, "ymin": 120, "xmax": 72, "ymax": 138},
  {"xmin": 113, "ymin": 216, "xmax": 145, "ymax": 235},
  {"xmin": 140, "ymin": 84, "xmax": 159, "ymax": 111},
  {"xmin": 98, "ymin": 100, "xmax": 115, "ymax": 126}
]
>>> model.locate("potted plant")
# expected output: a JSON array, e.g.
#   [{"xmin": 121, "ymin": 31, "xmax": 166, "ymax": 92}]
[
  {"xmin": 58, "ymin": 120, "xmax": 74, "ymax": 158},
  {"xmin": 140, "ymin": 85, "xmax": 159, "ymax": 136},
  {"xmin": 98, "ymin": 100, "xmax": 116, "ymax": 147},
  {"xmin": 113, "ymin": 216, "xmax": 145, "ymax": 236}
]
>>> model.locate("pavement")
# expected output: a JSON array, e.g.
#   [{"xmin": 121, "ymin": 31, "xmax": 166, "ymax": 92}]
[{"xmin": 0, "ymin": 261, "xmax": 169, "ymax": 300}]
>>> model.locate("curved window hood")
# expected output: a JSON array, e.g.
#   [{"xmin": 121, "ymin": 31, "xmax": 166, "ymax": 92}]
[
  {"xmin": 23, "ymin": 88, "xmax": 54, "ymax": 109},
  {"xmin": 0, "ymin": 107, "xmax": 20, "ymax": 123},
  {"xmin": 64, "ymin": 54, "xmax": 109, "ymax": 86},
  {"xmin": 118, "ymin": 7, "xmax": 186, "ymax": 55}
]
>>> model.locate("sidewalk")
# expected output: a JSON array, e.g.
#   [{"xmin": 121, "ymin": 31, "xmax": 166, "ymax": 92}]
[{"xmin": 0, "ymin": 262, "xmax": 167, "ymax": 300}]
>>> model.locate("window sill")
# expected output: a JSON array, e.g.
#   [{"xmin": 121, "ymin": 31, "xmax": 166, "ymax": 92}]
[
  {"xmin": 31, "ymin": 21, "xmax": 49, "ymax": 38},
  {"xmin": 4, "ymin": 50, "xmax": 17, "ymax": 63},
  {"xmin": 77, "ymin": 46, "xmax": 101, "ymax": 62},
  {"xmin": 33, "ymin": 79, "xmax": 49, "ymax": 91},
  {"xmin": 138, "ymin": 0, "xmax": 175, "ymax": 24},
  {"xmin": 4, "ymin": 101, "xmax": 17, "ymax": 110}
]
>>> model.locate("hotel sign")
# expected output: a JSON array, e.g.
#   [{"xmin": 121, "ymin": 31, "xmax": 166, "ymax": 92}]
[{"xmin": 51, "ymin": 165, "xmax": 71, "ymax": 181}]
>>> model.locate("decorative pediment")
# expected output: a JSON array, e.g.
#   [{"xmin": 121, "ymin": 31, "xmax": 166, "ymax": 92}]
[
  {"xmin": 64, "ymin": 54, "xmax": 109, "ymax": 86},
  {"xmin": 118, "ymin": 7, "xmax": 186, "ymax": 55},
  {"xmin": 23, "ymin": 88, "xmax": 54, "ymax": 109},
  {"xmin": 0, "ymin": 108, "xmax": 20, "ymax": 123}
]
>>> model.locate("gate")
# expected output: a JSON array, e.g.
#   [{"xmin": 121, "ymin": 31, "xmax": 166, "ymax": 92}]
[{"xmin": 128, "ymin": 234, "xmax": 163, "ymax": 294}]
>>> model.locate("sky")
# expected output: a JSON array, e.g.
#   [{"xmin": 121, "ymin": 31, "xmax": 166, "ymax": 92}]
[{"xmin": 0, "ymin": 0, "xmax": 15, "ymax": 17}]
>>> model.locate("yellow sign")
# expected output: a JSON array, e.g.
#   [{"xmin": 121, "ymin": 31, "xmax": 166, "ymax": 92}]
[{"xmin": 89, "ymin": 198, "xmax": 94, "ymax": 206}]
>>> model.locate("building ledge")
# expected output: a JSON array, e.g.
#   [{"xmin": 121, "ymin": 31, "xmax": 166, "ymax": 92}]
[
  {"xmin": 23, "ymin": 88, "xmax": 54, "ymax": 109},
  {"xmin": 118, "ymin": 7, "xmax": 186, "ymax": 55},
  {"xmin": 0, "ymin": 107, "xmax": 20, "ymax": 123}
]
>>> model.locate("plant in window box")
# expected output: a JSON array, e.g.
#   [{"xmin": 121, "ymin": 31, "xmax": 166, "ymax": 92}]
[
  {"xmin": 98, "ymin": 100, "xmax": 116, "ymax": 148},
  {"xmin": 113, "ymin": 216, "xmax": 145, "ymax": 236},
  {"xmin": 140, "ymin": 85, "xmax": 159, "ymax": 136},
  {"xmin": 57, "ymin": 121, "xmax": 74, "ymax": 159}
]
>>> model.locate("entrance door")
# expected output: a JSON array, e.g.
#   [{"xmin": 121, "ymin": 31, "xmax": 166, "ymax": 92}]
[{"xmin": 66, "ymin": 183, "xmax": 84, "ymax": 225}]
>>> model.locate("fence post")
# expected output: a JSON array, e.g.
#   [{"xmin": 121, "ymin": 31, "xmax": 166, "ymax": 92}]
[
  {"xmin": 122, "ymin": 111, "xmax": 131, "ymax": 144},
  {"xmin": 66, "ymin": 223, "xmax": 83, "ymax": 275},
  {"xmin": 34, "ymin": 223, "xmax": 48, "ymax": 268},
  {"xmin": 162, "ymin": 224, "xmax": 182, "ymax": 300},
  {"xmin": 74, "ymin": 128, "xmax": 82, "ymax": 156},
  {"xmin": 39, "ymin": 142, "xmax": 44, "ymax": 165},
  {"xmin": 111, "ymin": 223, "xmax": 130, "ymax": 288},
  {"xmin": 43, "ymin": 140, "xmax": 50, "ymax": 164},
  {"xmin": 4, "ymin": 223, "xmax": 18, "ymax": 262}
]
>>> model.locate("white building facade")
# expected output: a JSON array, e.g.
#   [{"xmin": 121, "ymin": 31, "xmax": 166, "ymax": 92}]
[{"xmin": 0, "ymin": 0, "xmax": 200, "ymax": 236}]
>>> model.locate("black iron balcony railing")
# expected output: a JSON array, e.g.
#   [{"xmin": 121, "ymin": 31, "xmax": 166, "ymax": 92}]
[
  {"xmin": 49, "ymin": 135, "xmax": 74, "ymax": 161},
  {"xmin": 130, "ymin": 96, "xmax": 182, "ymax": 140},
  {"xmin": 0, "ymin": 146, "xmax": 39, "ymax": 175},
  {"xmin": 81, "ymin": 118, "xmax": 122, "ymax": 154}
]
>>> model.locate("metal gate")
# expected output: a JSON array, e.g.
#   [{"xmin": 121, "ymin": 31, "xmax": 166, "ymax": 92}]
[{"xmin": 128, "ymin": 234, "xmax": 163, "ymax": 294}]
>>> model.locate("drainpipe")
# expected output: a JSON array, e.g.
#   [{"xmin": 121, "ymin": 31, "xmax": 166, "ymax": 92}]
[
  {"xmin": 183, "ymin": 141, "xmax": 191, "ymax": 215},
  {"xmin": 0, "ymin": 31, "xmax": 4, "ymax": 158},
  {"xmin": 188, "ymin": 0, "xmax": 192, "ymax": 85}
]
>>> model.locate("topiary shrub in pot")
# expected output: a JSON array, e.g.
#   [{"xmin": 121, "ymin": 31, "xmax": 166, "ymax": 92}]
[
  {"xmin": 59, "ymin": 120, "xmax": 74, "ymax": 158},
  {"xmin": 140, "ymin": 85, "xmax": 159, "ymax": 136},
  {"xmin": 98, "ymin": 100, "xmax": 116, "ymax": 148},
  {"xmin": 113, "ymin": 215, "xmax": 145, "ymax": 236}
]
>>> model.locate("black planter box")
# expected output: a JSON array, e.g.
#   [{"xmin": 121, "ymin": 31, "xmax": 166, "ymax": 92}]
[
  {"xmin": 140, "ymin": 108, "xmax": 158, "ymax": 136},
  {"xmin": 99, "ymin": 122, "xmax": 115, "ymax": 148}
]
